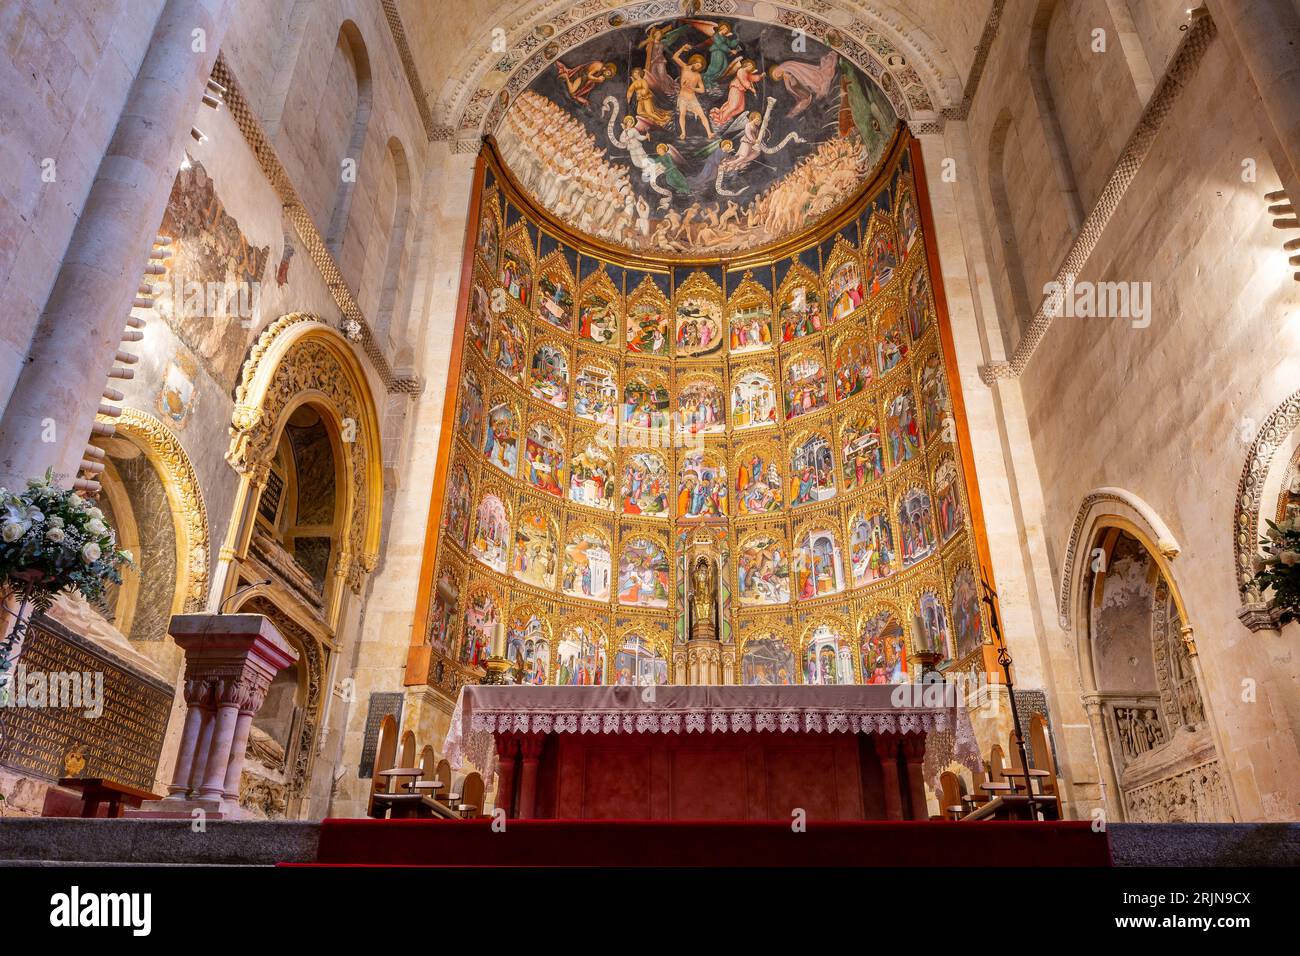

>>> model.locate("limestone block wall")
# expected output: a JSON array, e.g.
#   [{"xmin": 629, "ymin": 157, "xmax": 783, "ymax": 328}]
[
  {"xmin": 948, "ymin": 2, "xmax": 1300, "ymax": 820},
  {"xmin": 1014, "ymin": 33, "xmax": 1300, "ymax": 819},
  {"xmin": 222, "ymin": 0, "xmax": 431, "ymax": 338}
]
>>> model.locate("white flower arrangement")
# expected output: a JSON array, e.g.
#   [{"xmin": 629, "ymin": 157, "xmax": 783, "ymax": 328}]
[{"xmin": 1, "ymin": 469, "xmax": 133, "ymax": 690}]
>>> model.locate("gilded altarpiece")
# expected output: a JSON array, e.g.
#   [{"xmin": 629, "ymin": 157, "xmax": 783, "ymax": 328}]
[{"xmin": 412, "ymin": 134, "xmax": 995, "ymax": 691}]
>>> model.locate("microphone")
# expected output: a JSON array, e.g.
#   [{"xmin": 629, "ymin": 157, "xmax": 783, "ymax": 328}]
[{"xmin": 218, "ymin": 578, "xmax": 273, "ymax": 614}]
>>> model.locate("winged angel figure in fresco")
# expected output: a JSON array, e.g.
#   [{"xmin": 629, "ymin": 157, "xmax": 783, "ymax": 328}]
[
  {"xmin": 709, "ymin": 98, "xmax": 807, "ymax": 197},
  {"xmin": 603, "ymin": 98, "xmax": 687, "ymax": 209}
]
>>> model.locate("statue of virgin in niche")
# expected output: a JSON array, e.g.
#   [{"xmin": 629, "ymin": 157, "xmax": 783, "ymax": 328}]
[{"xmin": 690, "ymin": 556, "xmax": 717, "ymax": 639}]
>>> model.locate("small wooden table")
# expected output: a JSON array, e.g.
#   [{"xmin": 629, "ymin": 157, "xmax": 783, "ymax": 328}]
[
  {"xmin": 999, "ymin": 768, "xmax": 1049, "ymax": 794},
  {"xmin": 374, "ymin": 768, "xmax": 423, "ymax": 794},
  {"xmin": 58, "ymin": 778, "xmax": 159, "ymax": 818}
]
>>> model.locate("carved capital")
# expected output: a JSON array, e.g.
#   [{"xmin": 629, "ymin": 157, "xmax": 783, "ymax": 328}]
[{"xmin": 183, "ymin": 677, "xmax": 212, "ymax": 708}]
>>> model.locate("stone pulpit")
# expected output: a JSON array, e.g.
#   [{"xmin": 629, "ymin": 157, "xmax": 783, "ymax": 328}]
[{"xmin": 134, "ymin": 613, "xmax": 297, "ymax": 819}]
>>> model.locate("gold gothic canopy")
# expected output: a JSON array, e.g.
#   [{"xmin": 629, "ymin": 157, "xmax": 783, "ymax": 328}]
[{"xmin": 412, "ymin": 131, "xmax": 990, "ymax": 692}]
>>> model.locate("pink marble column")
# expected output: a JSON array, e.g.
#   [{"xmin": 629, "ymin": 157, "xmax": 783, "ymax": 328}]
[
  {"xmin": 166, "ymin": 678, "xmax": 210, "ymax": 797},
  {"xmin": 142, "ymin": 613, "xmax": 296, "ymax": 817},
  {"xmin": 186, "ymin": 706, "xmax": 217, "ymax": 797},
  {"xmin": 0, "ymin": 0, "xmax": 237, "ymax": 489},
  {"xmin": 222, "ymin": 706, "xmax": 261, "ymax": 800},
  {"xmin": 873, "ymin": 734, "xmax": 904, "ymax": 821},
  {"xmin": 197, "ymin": 679, "xmax": 247, "ymax": 801}
]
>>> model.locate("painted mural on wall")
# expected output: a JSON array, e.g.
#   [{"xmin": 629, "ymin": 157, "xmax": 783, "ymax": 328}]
[
  {"xmin": 496, "ymin": 17, "xmax": 898, "ymax": 256},
  {"xmin": 157, "ymin": 159, "xmax": 270, "ymax": 389}
]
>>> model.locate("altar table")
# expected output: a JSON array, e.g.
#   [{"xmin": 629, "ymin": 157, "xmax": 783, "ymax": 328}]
[{"xmin": 443, "ymin": 685, "xmax": 979, "ymax": 821}]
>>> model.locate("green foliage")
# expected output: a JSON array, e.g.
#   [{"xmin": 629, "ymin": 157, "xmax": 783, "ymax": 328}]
[{"xmin": 1255, "ymin": 517, "xmax": 1300, "ymax": 624}]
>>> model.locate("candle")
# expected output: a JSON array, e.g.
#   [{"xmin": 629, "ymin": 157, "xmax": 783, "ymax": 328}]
[{"xmin": 492, "ymin": 620, "xmax": 506, "ymax": 659}]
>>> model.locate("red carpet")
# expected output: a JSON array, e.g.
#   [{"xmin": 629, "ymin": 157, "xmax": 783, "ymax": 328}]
[{"xmin": 301, "ymin": 819, "xmax": 1111, "ymax": 867}]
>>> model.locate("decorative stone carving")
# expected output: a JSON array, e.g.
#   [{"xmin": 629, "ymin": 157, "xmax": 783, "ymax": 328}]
[
  {"xmin": 1232, "ymin": 386, "xmax": 1300, "ymax": 624},
  {"xmin": 107, "ymin": 408, "xmax": 211, "ymax": 612},
  {"xmin": 228, "ymin": 315, "xmax": 380, "ymax": 594},
  {"xmin": 1124, "ymin": 757, "xmax": 1233, "ymax": 823},
  {"xmin": 1114, "ymin": 706, "xmax": 1165, "ymax": 761},
  {"xmin": 1057, "ymin": 489, "xmax": 1181, "ymax": 630}
]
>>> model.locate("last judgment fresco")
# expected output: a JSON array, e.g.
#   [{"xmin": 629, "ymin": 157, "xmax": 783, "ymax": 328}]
[
  {"xmin": 496, "ymin": 16, "xmax": 898, "ymax": 256},
  {"xmin": 422, "ymin": 118, "xmax": 987, "ymax": 690}
]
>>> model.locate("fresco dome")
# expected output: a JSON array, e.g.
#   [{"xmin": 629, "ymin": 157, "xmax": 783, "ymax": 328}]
[{"xmin": 495, "ymin": 16, "xmax": 900, "ymax": 259}]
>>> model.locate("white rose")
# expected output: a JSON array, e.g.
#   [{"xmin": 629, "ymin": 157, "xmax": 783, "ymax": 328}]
[
  {"xmin": 86, "ymin": 518, "xmax": 106, "ymax": 536},
  {"xmin": 45, "ymin": 526, "xmax": 65, "ymax": 544},
  {"xmin": 81, "ymin": 541, "xmax": 101, "ymax": 564},
  {"xmin": 47, "ymin": 516, "xmax": 63, "ymax": 529},
  {"xmin": 1, "ymin": 522, "xmax": 24, "ymax": 543},
  {"xmin": 86, "ymin": 507, "xmax": 104, "ymax": 521},
  {"xmin": 1281, "ymin": 551, "xmax": 1300, "ymax": 566}
]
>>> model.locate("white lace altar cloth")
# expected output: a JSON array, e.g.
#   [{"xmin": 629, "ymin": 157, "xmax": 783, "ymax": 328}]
[{"xmin": 442, "ymin": 684, "xmax": 982, "ymax": 791}]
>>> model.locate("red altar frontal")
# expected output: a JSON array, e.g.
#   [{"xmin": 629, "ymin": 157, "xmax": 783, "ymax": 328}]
[{"xmin": 443, "ymin": 686, "xmax": 979, "ymax": 821}]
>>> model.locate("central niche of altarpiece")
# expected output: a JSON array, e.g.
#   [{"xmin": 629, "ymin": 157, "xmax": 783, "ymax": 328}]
[{"xmin": 423, "ymin": 138, "xmax": 986, "ymax": 690}]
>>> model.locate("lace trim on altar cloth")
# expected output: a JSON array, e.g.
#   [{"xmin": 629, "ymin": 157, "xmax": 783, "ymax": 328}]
[
  {"xmin": 466, "ymin": 708, "xmax": 951, "ymax": 736},
  {"xmin": 444, "ymin": 705, "xmax": 983, "ymax": 790}
]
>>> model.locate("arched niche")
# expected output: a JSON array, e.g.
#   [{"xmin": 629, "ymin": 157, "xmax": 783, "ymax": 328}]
[
  {"xmin": 92, "ymin": 408, "xmax": 210, "ymax": 673},
  {"xmin": 222, "ymin": 314, "xmax": 383, "ymax": 628},
  {"xmin": 1233, "ymin": 387, "xmax": 1300, "ymax": 630},
  {"xmin": 1061, "ymin": 492, "xmax": 1236, "ymax": 822}
]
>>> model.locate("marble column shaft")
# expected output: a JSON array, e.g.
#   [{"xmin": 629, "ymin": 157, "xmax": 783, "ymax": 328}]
[{"xmin": 0, "ymin": 0, "xmax": 235, "ymax": 488}]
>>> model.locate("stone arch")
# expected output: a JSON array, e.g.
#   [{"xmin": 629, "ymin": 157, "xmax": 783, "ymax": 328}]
[
  {"xmin": 95, "ymin": 408, "xmax": 211, "ymax": 631},
  {"xmin": 1061, "ymin": 492, "xmax": 1235, "ymax": 822},
  {"xmin": 224, "ymin": 313, "xmax": 384, "ymax": 618},
  {"xmin": 1232, "ymin": 387, "xmax": 1300, "ymax": 627},
  {"xmin": 1058, "ymin": 487, "xmax": 1180, "ymax": 631},
  {"xmin": 987, "ymin": 109, "xmax": 1034, "ymax": 340},
  {"xmin": 1027, "ymin": 0, "xmax": 1084, "ymax": 231},
  {"xmin": 375, "ymin": 136, "xmax": 413, "ymax": 344},
  {"xmin": 324, "ymin": 19, "xmax": 374, "ymax": 256},
  {"xmin": 434, "ymin": 2, "xmax": 965, "ymax": 144}
]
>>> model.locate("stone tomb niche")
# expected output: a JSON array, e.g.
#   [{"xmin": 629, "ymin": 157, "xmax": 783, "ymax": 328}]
[
  {"xmin": 1086, "ymin": 530, "xmax": 1232, "ymax": 821},
  {"xmin": 96, "ymin": 437, "xmax": 179, "ymax": 643}
]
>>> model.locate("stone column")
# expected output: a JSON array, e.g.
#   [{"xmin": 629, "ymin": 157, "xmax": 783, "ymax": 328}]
[
  {"xmin": 136, "ymin": 613, "xmax": 296, "ymax": 818},
  {"xmin": 901, "ymin": 736, "xmax": 931, "ymax": 820},
  {"xmin": 517, "ymin": 734, "xmax": 545, "ymax": 819},
  {"xmin": 187, "ymin": 702, "xmax": 217, "ymax": 795},
  {"xmin": 222, "ymin": 706, "xmax": 262, "ymax": 801},
  {"xmin": 1210, "ymin": 1, "xmax": 1300, "ymax": 207},
  {"xmin": 166, "ymin": 678, "xmax": 210, "ymax": 796},
  {"xmin": 873, "ymin": 734, "xmax": 904, "ymax": 821},
  {"xmin": 1081, "ymin": 694, "xmax": 1124, "ymax": 821},
  {"xmin": 0, "ymin": 0, "xmax": 235, "ymax": 489}
]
